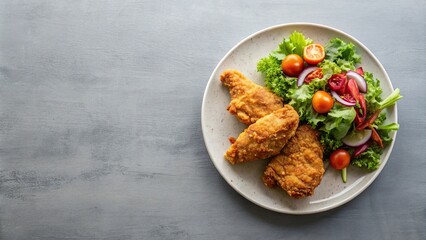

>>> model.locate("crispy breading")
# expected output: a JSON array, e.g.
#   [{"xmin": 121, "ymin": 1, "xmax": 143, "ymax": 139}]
[
  {"xmin": 220, "ymin": 70, "xmax": 284, "ymax": 125},
  {"xmin": 281, "ymin": 125, "xmax": 323, "ymax": 159},
  {"xmin": 262, "ymin": 125, "xmax": 325, "ymax": 198},
  {"xmin": 224, "ymin": 105, "xmax": 299, "ymax": 164}
]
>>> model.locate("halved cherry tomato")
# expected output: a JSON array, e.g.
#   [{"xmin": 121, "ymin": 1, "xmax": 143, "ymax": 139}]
[
  {"xmin": 312, "ymin": 90, "xmax": 334, "ymax": 113},
  {"xmin": 329, "ymin": 149, "xmax": 351, "ymax": 170},
  {"xmin": 328, "ymin": 73, "xmax": 347, "ymax": 92},
  {"xmin": 303, "ymin": 43, "xmax": 325, "ymax": 65},
  {"xmin": 281, "ymin": 54, "xmax": 304, "ymax": 77},
  {"xmin": 304, "ymin": 68, "xmax": 323, "ymax": 84}
]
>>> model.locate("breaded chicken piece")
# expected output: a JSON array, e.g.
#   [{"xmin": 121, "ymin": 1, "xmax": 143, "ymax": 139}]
[
  {"xmin": 262, "ymin": 125, "xmax": 325, "ymax": 198},
  {"xmin": 224, "ymin": 105, "xmax": 299, "ymax": 164},
  {"xmin": 220, "ymin": 70, "xmax": 284, "ymax": 125},
  {"xmin": 281, "ymin": 125, "xmax": 323, "ymax": 159}
]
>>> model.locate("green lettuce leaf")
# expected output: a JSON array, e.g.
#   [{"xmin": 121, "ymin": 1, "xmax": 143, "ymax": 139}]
[
  {"xmin": 288, "ymin": 84, "xmax": 314, "ymax": 116},
  {"xmin": 271, "ymin": 31, "xmax": 313, "ymax": 60},
  {"xmin": 257, "ymin": 55, "xmax": 296, "ymax": 100},
  {"xmin": 320, "ymin": 104, "xmax": 357, "ymax": 140},
  {"xmin": 325, "ymin": 38, "xmax": 361, "ymax": 71},
  {"xmin": 373, "ymin": 112, "xmax": 387, "ymax": 126},
  {"xmin": 351, "ymin": 146, "xmax": 382, "ymax": 171},
  {"xmin": 318, "ymin": 60, "xmax": 343, "ymax": 80},
  {"xmin": 287, "ymin": 78, "xmax": 327, "ymax": 122},
  {"xmin": 377, "ymin": 123, "xmax": 400, "ymax": 131},
  {"xmin": 320, "ymin": 133, "xmax": 344, "ymax": 157},
  {"xmin": 363, "ymin": 71, "xmax": 383, "ymax": 113}
]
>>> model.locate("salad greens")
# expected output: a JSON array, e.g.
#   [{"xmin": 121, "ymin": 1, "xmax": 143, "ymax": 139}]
[
  {"xmin": 363, "ymin": 72, "xmax": 383, "ymax": 113},
  {"xmin": 351, "ymin": 145, "xmax": 382, "ymax": 170},
  {"xmin": 257, "ymin": 55, "xmax": 294, "ymax": 99},
  {"xmin": 257, "ymin": 31, "xmax": 402, "ymax": 172},
  {"xmin": 271, "ymin": 31, "xmax": 314, "ymax": 60},
  {"xmin": 325, "ymin": 38, "xmax": 361, "ymax": 71}
]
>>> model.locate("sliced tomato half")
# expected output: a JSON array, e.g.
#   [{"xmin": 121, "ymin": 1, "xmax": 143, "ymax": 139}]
[{"xmin": 303, "ymin": 44, "xmax": 325, "ymax": 65}]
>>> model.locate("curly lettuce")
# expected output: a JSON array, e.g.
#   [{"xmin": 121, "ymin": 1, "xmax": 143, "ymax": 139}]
[
  {"xmin": 325, "ymin": 38, "xmax": 361, "ymax": 71},
  {"xmin": 363, "ymin": 71, "xmax": 383, "ymax": 114},
  {"xmin": 257, "ymin": 55, "xmax": 296, "ymax": 100},
  {"xmin": 319, "ymin": 59, "xmax": 343, "ymax": 79},
  {"xmin": 352, "ymin": 145, "xmax": 382, "ymax": 171}
]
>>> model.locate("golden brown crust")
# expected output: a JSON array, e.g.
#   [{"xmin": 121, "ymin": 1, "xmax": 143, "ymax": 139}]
[
  {"xmin": 224, "ymin": 105, "xmax": 299, "ymax": 164},
  {"xmin": 262, "ymin": 125, "xmax": 325, "ymax": 198},
  {"xmin": 220, "ymin": 70, "xmax": 284, "ymax": 125},
  {"xmin": 281, "ymin": 125, "xmax": 324, "ymax": 159}
]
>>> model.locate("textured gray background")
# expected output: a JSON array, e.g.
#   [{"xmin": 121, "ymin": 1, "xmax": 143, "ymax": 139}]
[{"xmin": 0, "ymin": 0, "xmax": 425, "ymax": 239}]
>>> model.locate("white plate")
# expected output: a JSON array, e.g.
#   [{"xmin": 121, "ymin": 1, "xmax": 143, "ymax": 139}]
[{"xmin": 201, "ymin": 23, "xmax": 398, "ymax": 214}]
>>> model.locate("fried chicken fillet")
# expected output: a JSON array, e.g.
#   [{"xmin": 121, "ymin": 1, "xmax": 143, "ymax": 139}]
[
  {"xmin": 262, "ymin": 125, "xmax": 325, "ymax": 198},
  {"xmin": 224, "ymin": 105, "xmax": 299, "ymax": 165},
  {"xmin": 220, "ymin": 70, "xmax": 284, "ymax": 125}
]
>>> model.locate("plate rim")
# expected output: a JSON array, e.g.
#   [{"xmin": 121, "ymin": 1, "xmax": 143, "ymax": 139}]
[{"xmin": 201, "ymin": 22, "xmax": 398, "ymax": 214}]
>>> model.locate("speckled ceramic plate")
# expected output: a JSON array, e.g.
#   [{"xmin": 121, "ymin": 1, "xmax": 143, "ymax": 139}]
[{"xmin": 201, "ymin": 23, "xmax": 397, "ymax": 214}]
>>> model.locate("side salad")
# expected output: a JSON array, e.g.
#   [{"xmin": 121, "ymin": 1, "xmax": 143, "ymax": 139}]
[{"xmin": 257, "ymin": 31, "xmax": 402, "ymax": 182}]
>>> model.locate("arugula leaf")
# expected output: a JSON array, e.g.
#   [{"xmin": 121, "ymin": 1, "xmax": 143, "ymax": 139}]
[{"xmin": 271, "ymin": 31, "xmax": 313, "ymax": 60}]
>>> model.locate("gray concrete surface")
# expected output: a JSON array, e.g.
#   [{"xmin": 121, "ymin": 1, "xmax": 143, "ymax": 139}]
[{"xmin": 0, "ymin": 0, "xmax": 425, "ymax": 239}]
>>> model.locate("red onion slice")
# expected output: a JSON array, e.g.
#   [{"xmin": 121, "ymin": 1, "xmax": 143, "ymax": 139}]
[
  {"xmin": 347, "ymin": 70, "xmax": 367, "ymax": 93},
  {"xmin": 342, "ymin": 129, "xmax": 372, "ymax": 147},
  {"xmin": 353, "ymin": 143, "xmax": 369, "ymax": 157},
  {"xmin": 331, "ymin": 91, "xmax": 356, "ymax": 107},
  {"xmin": 297, "ymin": 66, "xmax": 318, "ymax": 87}
]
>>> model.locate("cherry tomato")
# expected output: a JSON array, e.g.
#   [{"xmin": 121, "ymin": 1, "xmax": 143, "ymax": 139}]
[
  {"xmin": 303, "ymin": 44, "xmax": 325, "ymax": 65},
  {"xmin": 329, "ymin": 149, "xmax": 351, "ymax": 170},
  {"xmin": 281, "ymin": 54, "xmax": 304, "ymax": 77},
  {"xmin": 304, "ymin": 68, "xmax": 323, "ymax": 84},
  {"xmin": 312, "ymin": 90, "xmax": 334, "ymax": 113},
  {"xmin": 328, "ymin": 73, "xmax": 347, "ymax": 93}
]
